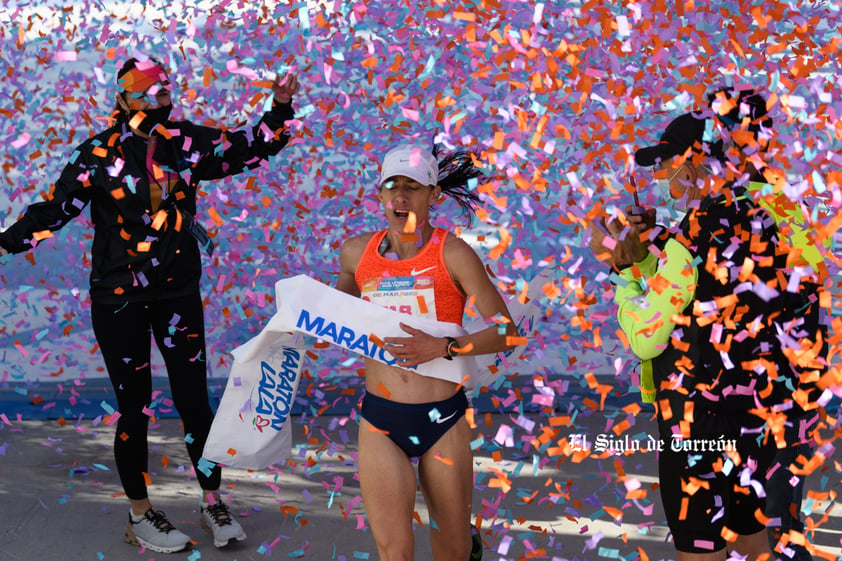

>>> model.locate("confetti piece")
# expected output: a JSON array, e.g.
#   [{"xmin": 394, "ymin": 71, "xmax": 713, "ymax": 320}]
[{"xmin": 55, "ymin": 50, "xmax": 77, "ymax": 62}]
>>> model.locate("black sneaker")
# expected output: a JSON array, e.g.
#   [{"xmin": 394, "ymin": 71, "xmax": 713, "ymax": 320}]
[{"xmin": 470, "ymin": 525, "xmax": 482, "ymax": 560}]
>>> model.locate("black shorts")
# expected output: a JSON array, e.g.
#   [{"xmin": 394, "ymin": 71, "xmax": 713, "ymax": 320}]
[
  {"xmin": 657, "ymin": 399, "xmax": 776, "ymax": 553},
  {"xmin": 360, "ymin": 390, "xmax": 468, "ymax": 458}
]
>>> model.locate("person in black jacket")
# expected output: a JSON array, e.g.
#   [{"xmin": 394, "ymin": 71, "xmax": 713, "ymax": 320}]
[
  {"xmin": 708, "ymin": 87, "xmax": 826, "ymax": 561},
  {"xmin": 0, "ymin": 56, "xmax": 299, "ymax": 553},
  {"xmin": 591, "ymin": 112, "xmax": 794, "ymax": 561}
]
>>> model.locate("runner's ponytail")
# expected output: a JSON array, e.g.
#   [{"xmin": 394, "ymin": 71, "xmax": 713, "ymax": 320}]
[{"xmin": 434, "ymin": 147, "xmax": 483, "ymax": 217}]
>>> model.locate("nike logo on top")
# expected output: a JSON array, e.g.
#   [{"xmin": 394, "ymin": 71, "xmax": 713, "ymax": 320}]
[{"xmin": 410, "ymin": 266, "xmax": 436, "ymax": 276}]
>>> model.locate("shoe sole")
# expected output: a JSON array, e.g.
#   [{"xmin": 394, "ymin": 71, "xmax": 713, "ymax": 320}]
[
  {"xmin": 201, "ymin": 518, "xmax": 247, "ymax": 548},
  {"xmin": 124, "ymin": 524, "xmax": 191, "ymax": 554}
]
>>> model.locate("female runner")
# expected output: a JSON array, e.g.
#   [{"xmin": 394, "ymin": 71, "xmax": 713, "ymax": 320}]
[{"xmin": 335, "ymin": 144, "xmax": 517, "ymax": 561}]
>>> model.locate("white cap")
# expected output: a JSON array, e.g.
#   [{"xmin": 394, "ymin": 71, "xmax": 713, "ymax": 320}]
[{"xmin": 379, "ymin": 144, "xmax": 438, "ymax": 187}]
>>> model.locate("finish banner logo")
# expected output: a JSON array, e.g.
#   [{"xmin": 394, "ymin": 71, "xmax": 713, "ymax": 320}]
[{"xmin": 254, "ymin": 347, "xmax": 301, "ymax": 432}]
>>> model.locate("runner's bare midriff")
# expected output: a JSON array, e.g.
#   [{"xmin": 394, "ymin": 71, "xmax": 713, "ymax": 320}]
[{"xmin": 364, "ymin": 358, "xmax": 462, "ymax": 403}]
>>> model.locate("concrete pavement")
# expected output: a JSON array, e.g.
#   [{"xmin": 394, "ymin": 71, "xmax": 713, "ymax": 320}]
[{"xmin": 1, "ymin": 409, "xmax": 840, "ymax": 561}]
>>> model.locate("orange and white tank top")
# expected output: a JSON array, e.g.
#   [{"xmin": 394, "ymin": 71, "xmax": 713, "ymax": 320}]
[{"xmin": 355, "ymin": 228, "xmax": 466, "ymax": 326}]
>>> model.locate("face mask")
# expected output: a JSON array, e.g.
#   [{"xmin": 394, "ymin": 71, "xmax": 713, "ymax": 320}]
[
  {"xmin": 128, "ymin": 104, "xmax": 172, "ymax": 136},
  {"xmin": 657, "ymin": 178, "xmax": 681, "ymax": 212},
  {"xmin": 119, "ymin": 62, "xmax": 173, "ymax": 136},
  {"xmin": 657, "ymin": 163, "xmax": 686, "ymax": 212}
]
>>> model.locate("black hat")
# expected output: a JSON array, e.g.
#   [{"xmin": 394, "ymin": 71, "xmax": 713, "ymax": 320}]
[
  {"xmin": 117, "ymin": 58, "xmax": 139, "ymax": 80},
  {"xmin": 634, "ymin": 112, "xmax": 722, "ymax": 167}
]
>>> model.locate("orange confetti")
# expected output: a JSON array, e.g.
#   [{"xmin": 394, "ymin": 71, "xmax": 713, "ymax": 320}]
[
  {"xmin": 549, "ymin": 416, "xmax": 571, "ymax": 427},
  {"xmin": 465, "ymin": 407, "xmax": 477, "ymax": 429},
  {"xmin": 150, "ymin": 210, "xmax": 167, "ymax": 231},
  {"xmin": 128, "ymin": 112, "xmax": 147, "ymax": 130},
  {"xmin": 433, "ymin": 452, "xmax": 454, "ymax": 465},
  {"xmin": 603, "ymin": 506, "xmax": 623, "ymax": 521},
  {"xmin": 488, "ymin": 226, "xmax": 511, "ymax": 260},
  {"xmin": 493, "ymin": 130, "xmax": 505, "ymax": 150},
  {"xmin": 720, "ymin": 526, "xmax": 738, "ymax": 543},
  {"xmin": 376, "ymin": 381, "xmax": 391, "ymax": 399},
  {"xmin": 208, "ymin": 207, "xmax": 224, "ymax": 227},
  {"xmin": 403, "ymin": 211, "xmax": 417, "ymax": 234},
  {"xmin": 612, "ymin": 419, "xmax": 631, "ymax": 435}
]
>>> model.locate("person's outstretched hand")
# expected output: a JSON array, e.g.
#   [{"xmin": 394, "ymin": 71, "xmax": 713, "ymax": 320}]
[{"xmin": 272, "ymin": 73, "xmax": 300, "ymax": 104}]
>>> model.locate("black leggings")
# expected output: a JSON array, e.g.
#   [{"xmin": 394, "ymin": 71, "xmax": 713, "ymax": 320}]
[{"xmin": 91, "ymin": 292, "xmax": 220, "ymax": 500}]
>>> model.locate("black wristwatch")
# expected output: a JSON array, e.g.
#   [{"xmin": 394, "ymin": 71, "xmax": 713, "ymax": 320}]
[{"xmin": 443, "ymin": 337, "xmax": 459, "ymax": 361}]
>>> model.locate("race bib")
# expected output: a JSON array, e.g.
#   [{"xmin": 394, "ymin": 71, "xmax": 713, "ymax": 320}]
[{"xmin": 361, "ymin": 276, "xmax": 437, "ymax": 319}]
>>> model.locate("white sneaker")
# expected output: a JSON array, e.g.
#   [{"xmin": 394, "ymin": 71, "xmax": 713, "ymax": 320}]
[
  {"xmin": 124, "ymin": 509, "xmax": 191, "ymax": 553},
  {"xmin": 201, "ymin": 503, "xmax": 247, "ymax": 548}
]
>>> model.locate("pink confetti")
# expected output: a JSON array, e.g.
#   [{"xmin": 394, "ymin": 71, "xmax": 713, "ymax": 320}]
[
  {"xmin": 10, "ymin": 133, "xmax": 31, "ymax": 149},
  {"xmin": 55, "ymin": 50, "xmax": 77, "ymax": 62}
]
